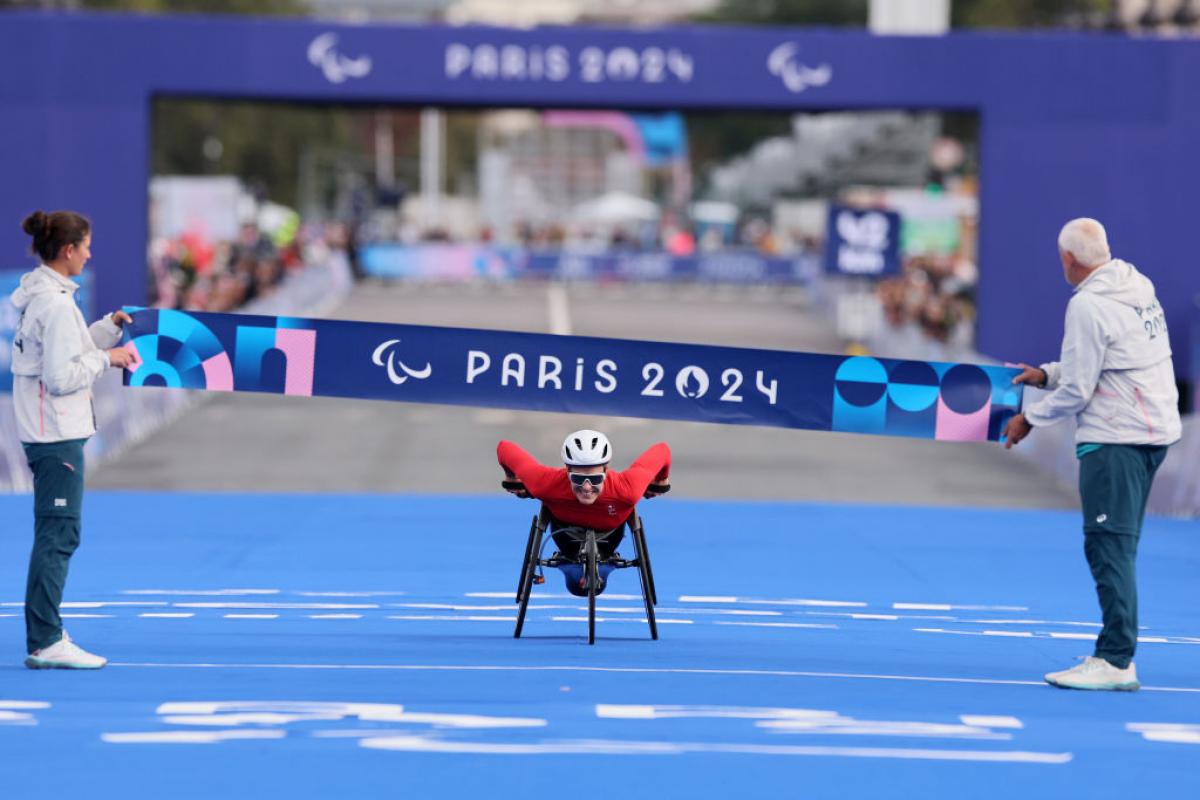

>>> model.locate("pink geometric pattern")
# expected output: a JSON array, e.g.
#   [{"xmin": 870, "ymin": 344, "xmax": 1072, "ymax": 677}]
[
  {"xmin": 935, "ymin": 395, "xmax": 991, "ymax": 441},
  {"xmin": 202, "ymin": 353, "xmax": 234, "ymax": 391},
  {"xmin": 123, "ymin": 341, "xmax": 144, "ymax": 373},
  {"xmin": 275, "ymin": 329, "xmax": 316, "ymax": 397}
]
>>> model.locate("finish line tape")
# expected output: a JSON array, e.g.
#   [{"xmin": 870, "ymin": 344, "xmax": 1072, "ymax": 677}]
[{"xmin": 122, "ymin": 308, "xmax": 1022, "ymax": 442}]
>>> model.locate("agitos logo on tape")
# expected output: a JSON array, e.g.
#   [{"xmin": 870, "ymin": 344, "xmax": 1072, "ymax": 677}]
[{"xmin": 121, "ymin": 308, "xmax": 1023, "ymax": 443}]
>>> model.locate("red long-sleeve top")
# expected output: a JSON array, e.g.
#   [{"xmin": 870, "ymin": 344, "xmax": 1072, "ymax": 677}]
[{"xmin": 497, "ymin": 440, "xmax": 671, "ymax": 530}]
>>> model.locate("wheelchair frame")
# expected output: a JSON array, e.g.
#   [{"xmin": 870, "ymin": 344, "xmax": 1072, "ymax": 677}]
[{"xmin": 513, "ymin": 503, "xmax": 659, "ymax": 645}]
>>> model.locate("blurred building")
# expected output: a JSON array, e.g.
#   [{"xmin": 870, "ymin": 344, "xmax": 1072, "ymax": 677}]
[{"xmin": 310, "ymin": 0, "xmax": 720, "ymax": 25}]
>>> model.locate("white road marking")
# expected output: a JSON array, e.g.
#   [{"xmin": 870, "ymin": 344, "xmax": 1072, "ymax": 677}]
[
  {"xmin": 134, "ymin": 702, "xmax": 547, "ymax": 734},
  {"xmin": 806, "ymin": 611, "xmax": 958, "ymax": 622},
  {"xmin": 387, "ymin": 615, "xmax": 513, "ymax": 622},
  {"xmin": 654, "ymin": 608, "xmax": 781, "ymax": 617},
  {"xmin": 359, "ymin": 734, "xmax": 1070, "ymax": 763},
  {"xmin": 61, "ymin": 614, "xmax": 113, "ymax": 619},
  {"xmin": 895, "ymin": 603, "xmax": 1029, "ymax": 612},
  {"xmin": 223, "ymin": 614, "xmax": 280, "ymax": 620},
  {"xmin": 122, "ymin": 589, "xmax": 281, "ymax": 596},
  {"xmin": 714, "ymin": 622, "xmax": 837, "ymax": 630},
  {"xmin": 962, "ymin": 619, "xmax": 1101, "ymax": 628},
  {"xmin": 173, "ymin": 602, "xmax": 378, "ymax": 609},
  {"xmin": 139, "ymin": 613, "xmax": 195, "ymax": 619},
  {"xmin": 102, "ymin": 730, "xmax": 285, "ymax": 744},
  {"xmin": 96, "ymin": 662, "xmax": 1069, "ymax": 689},
  {"xmin": 296, "ymin": 591, "xmax": 407, "ymax": 597},
  {"xmin": 62, "ymin": 602, "xmax": 170, "ymax": 608},
  {"xmin": 389, "ymin": 603, "xmax": 582, "ymax": 612},
  {"xmin": 961, "ymin": 715, "xmax": 1023, "ymax": 729},
  {"xmin": 546, "ymin": 283, "xmax": 572, "ymax": 335},
  {"xmin": 915, "ymin": 628, "xmax": 1033, "ymax": 638},
  {"xmin": 550, "ymin": 616, "xmax": 692, "ymax": 624},
  {"xmin": 1127, "ymin": 723, "xmax": 1200, "ymax": 744},
  {"xmin": 920, "ymin": 628, "xmax": 1198, "ymax": 646},
  {"xmin": 596, "ymin": 705, "xmax": 1011, "ymax": 740},
  {"xmin": 309, "ymin": 614, "xmax": 363, "ymax": 620},
  {"xmin": 679, "ymin": 596, "xmax": 867, "ymax": 608}
]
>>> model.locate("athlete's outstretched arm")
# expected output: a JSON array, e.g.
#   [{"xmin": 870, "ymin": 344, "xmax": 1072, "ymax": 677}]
[
  {"xmin": 618, "ymin": 442, "xmax": 671, "ymax": 501},
  {"xmin": 497, "ymin": 441, "xmax": 561, "ymax": 498}
]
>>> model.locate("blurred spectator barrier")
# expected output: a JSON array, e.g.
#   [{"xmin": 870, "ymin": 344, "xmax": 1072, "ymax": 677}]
[
  {"xmin": 0, "ymin": 251, "xmax": 353, "ymax": 492},
  {"xmin": 360, "ymin": 244, "xmax": 816, "ymax": 284},
  {"xmin": 1193, "ymin": 295, "xmax": 1200, "ymax": 414},
  {"xmin": 118, "ymin": 306, "xmax": 1022, "ymax": 444}
]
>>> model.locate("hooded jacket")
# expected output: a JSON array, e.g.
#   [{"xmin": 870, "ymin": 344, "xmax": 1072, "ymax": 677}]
[
  {"xmin": 9, "ymin": 265, "xmax": 121, "ymax": 443},
  {"xmin": 1025, "ymin": 259, "xmax": 1181, "ymax": 446}
]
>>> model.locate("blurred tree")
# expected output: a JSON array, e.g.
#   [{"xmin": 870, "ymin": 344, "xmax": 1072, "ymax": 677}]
[
  {"xmin": 686, "ymin": 113, "xmax": 794, "ymax": 192},
  {"xmin": 153, "ymin": 99, "xmax": 354, "ymax": 210},
  {"xmin": 696, "ymin": 0, "xmax": 868, "ymax": 26},
  {"xmin": 697, "ymin": 0, "xmax": 1113, "ymax": 30},
  {"xmin": 75, "ymin": 0, "xmax": 310, "ymax": 14},
  {"xmin": 72, "ymin": 0, "xmax": 335, "ymax": 209},
  {"xmin": 952, "ymin": 0, "xmax": 1112, "ymax": 29}
]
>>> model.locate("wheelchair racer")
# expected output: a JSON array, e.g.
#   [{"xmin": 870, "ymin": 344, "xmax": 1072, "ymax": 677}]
[{"xmin": 497, "ymin": 429, "xmax": 670, "ymax": 595}]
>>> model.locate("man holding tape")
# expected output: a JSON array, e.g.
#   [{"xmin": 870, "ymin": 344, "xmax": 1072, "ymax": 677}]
[{"xmin": 1003, "ymin": 217, "xmax": 1181, "ymax": 691}]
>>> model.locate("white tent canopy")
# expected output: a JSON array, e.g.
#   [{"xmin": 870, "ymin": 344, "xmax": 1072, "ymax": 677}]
[{"xmin": 572, "ymin": 191, "xmax": 661, "ymax": 224}]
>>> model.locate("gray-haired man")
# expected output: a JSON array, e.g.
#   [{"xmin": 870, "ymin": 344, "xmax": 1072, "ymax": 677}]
[{"xmin": 1003, "ymin": 217, "xmax": 1181, "ymax": 691}]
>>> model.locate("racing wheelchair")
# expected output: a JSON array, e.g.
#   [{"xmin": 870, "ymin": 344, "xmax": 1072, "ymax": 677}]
[{"xmin": 505, "ymin": 480, "xmax": 664, "ymax": 645}]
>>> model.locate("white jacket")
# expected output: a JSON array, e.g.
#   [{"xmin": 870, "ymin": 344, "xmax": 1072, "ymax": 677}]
[
  {"xmin": 1025, "ymin": 258, "xmax": 1181, "ymax": 446},
  {"xmin": 9, "ymin": 265, "xmax": 121, "ymax": 443}
]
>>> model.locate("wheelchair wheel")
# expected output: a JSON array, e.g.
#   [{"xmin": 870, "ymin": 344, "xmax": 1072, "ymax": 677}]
[
  {"xmin": 630, "ymin": 512, "xmax": 658, "ymax": 640},
  {"xmin": 514, "ymin": 517, "xmax": 544, "ymax": 639},
  {"xmin": 633, "ymin": 512, "xmax": 658, "ymax": 606},
  {"xmin": 515, "ymin": 513, "xmax": 539, "ymax": 604},
  {"xmin": 586, "ymin": 531, "xmax": 598, "ymax": 645}
]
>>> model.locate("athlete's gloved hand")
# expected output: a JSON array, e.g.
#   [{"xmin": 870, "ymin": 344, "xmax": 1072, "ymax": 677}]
[
  {"xmin": 501, "ymin": 480, "xmax": 531, "ymax": 498},
  {"xmin": 644, "ymin": 479, "xmax": 671, "ymax": 499}
]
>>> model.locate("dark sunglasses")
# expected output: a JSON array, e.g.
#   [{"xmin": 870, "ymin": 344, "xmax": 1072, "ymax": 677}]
[{"xmin": 568, "ymin": 472, "xmax": 605, "ymax": 488}]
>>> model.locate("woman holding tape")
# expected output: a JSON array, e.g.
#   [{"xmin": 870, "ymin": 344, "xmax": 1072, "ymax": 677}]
[{"xmin": 10, "ymin": 210, "xmax": 133, "ymax": 670}]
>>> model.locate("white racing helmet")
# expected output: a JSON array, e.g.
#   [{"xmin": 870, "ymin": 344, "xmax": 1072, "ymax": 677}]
[{"xmin": 561, "ymin": 429, "xmax": 612, "ymax": 467}]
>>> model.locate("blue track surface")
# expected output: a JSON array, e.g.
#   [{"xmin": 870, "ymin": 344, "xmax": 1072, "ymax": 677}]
[{"xmin": 2, "ymin": 493, "xmax": 1199, "ymax": 798}]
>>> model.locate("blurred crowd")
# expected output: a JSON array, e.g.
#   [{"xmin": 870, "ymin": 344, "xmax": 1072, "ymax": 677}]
[
  {"xmin": 368, "ymin": 211, "xmax": 788, "ymax": 259},
  {"xmin": 148, "ymin": 219, "xmax": 357, "ymax": 311},
  {"xmin": 876, "ymin": 252, "xmax": 979, "ymax": 352}
]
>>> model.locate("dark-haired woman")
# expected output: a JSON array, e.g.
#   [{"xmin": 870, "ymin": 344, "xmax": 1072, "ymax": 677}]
[{"xmin": 10, "ymin": 210, "xmax": 132, "ymax": 670}]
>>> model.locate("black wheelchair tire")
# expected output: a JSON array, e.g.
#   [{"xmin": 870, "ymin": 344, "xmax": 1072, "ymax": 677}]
[{"xmin": 586, "ymin": 532, "xmax": 598, "ymax": 645}]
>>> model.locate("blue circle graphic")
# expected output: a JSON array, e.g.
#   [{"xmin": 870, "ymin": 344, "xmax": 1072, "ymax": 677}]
[
  {"xmin": 886, "ymin": 360, "xmax": 940, "ymax": 412},
  {"xmin": 834, "ymin": 357, "xmax": 888, "ymax": 407},
  {"xmin": 940, "ymin": 364, "xmax": 991, "ymax": 414}
]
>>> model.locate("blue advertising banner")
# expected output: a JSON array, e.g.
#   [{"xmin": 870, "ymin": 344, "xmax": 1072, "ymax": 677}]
[
  {"xmin": 824, "ymin": 206, "xmax": 902, "ymax": 278},
  {"xmin": 359, "ymin": 244, "xmax": 815, "ymax": 285},
  {"xmin": 122, "ymin": 309, "xmax": 1023, "ymax": 442},
  {"xmin": 7, "ymin": 14, "xmax": 1200, "ymax": 383}
]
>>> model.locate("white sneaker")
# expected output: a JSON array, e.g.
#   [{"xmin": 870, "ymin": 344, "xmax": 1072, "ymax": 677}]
[
  {"xmin": 24, "ymin": 632, "xmax": 107, "ymax": 670},
  {"xmin": 1045, "ymin": 656, "xmax": 1138, "ymax": 691}
]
